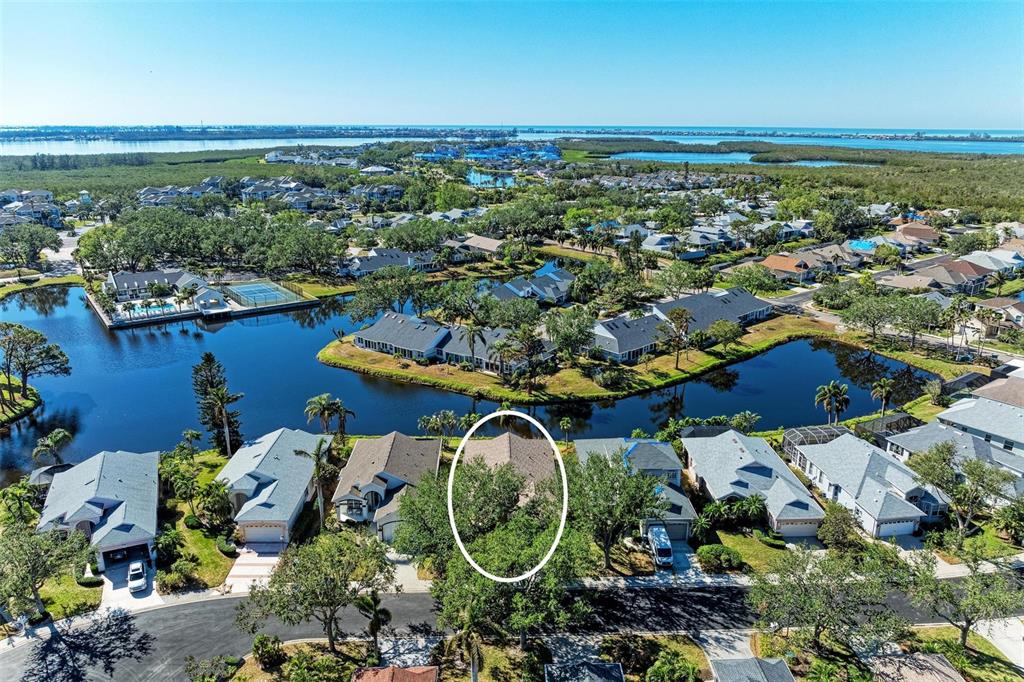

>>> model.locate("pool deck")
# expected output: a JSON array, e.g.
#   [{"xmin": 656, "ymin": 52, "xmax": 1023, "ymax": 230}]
[{"xmin": 85, "ymin": 286, "xmax": 318, "ymax": 330}]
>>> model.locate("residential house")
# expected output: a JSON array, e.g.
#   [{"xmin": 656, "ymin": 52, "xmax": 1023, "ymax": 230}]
[
  {"xmin": 37, "ymin": 450, "xmax": 159, "ymax": 571},
  {"xmin": 342, "ymin": 248, "xmax": 439, "ymax": 278},
  {"xmin": 352, "ymin": 312, "xmax": 449, "ymax": 360},
  {"xmin": 974, "ymin": 297, "xmax": 1024, "ymax": 330},
  {"xmin": 914, "ymin": 262, "xmax": 989, "ymax": 295},
  {"xmin": 938, "ymin": 396, "xmax": 1024, "ymax": 454},
  {"xmin": 215, "ymin": 428, "xmax": 330, "ymax": 544},
  {"xmin": 876, "ymin": 274, "xmax": 943, "ymax": 292},
  {"xmin": 352, "ymin": 666, "xmax": 439, "ymax": 682},
  {"xmin": 490, "ymin": 268, "xmax": 575, "ymax": 305},
  {"xmin": 793, "ymin": 433, "xmax": 948, "ymax": 536},
  {"xmin": 463, "ymin": 432, "xmax": 556, "ymax": 494},
  {"xmin": 544, "ymin": 662, "xmax": 626, "ymax": 682},
  {"xmin": 350, "ymin": 184, "xmax": 405, "ymax": 203},
  {"xmin": 896, "ymin": 222, "xmax": 941, "ymax": 247},
  {"xmin": 641, "ymin": 232, "xmax": 682, "ymax": 255},
  {"xmin": 709, "ymin": 658, "xmax": 796, "ymax": 682},
  {"xmin": 359, "ymin": 165, "xmax": 395, "ymax": 176},
  {"xmin": 102, "ymin": 268, "xmax": 216, "ymax": 304},
  {"xmin": 591, "ymin": 314, "xmax": 663, "ymax": 363},
  {"xmin": 574, "ymin": 438, "xmax": 697, "ymax": 540},
  {"xmin": 797, "ymin": 243, "xmax": 864, "ymax": 272},
  {"xmin": 651, "ymin": 287, "xmax": 772, "ymax": 335},
  {"xmin": 960, "ymin": 250, "xmax": 1024, "ymax": 275},
  {"xmin": 441, "ymin": 233, "xmax": 506, "ymax": 260},
  {"xmin": 972, "ymin": 375, "xmax": 1024, "ymax": 408},
  {"xmin": 759, "ymin": 253, "xmax": 816, "ymax": 283},
  {"xmin": 439, "ymin": 324, "xmax": 554, "ymax": 374},
  {"xmin": 333, "ymin": 432, "xmax": 442, "ymax": 542},
  {"xmin": 682, "ymin": 430, "xmax": 824, "ymax": 537}
]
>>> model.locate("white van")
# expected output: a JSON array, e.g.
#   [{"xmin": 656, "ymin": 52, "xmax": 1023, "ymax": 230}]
[{"xmin": 647, "ymin": 524, "xmax": 674, "ymax": 568}]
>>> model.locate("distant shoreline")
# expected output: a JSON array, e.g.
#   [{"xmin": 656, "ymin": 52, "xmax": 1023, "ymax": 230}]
[{"xmin": 1, "ymin": 125, "xmax": 1020, "ymax": 144}]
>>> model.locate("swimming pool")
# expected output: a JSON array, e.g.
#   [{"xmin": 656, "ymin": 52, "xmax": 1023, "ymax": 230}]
[{"xmin": 849, "ymin": 239, "xmax": 876, "ymax": 252}]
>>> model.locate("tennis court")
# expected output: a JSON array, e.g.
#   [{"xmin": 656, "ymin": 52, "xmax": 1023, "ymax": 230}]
[{"xmin": 223, "ymin": 280, "xmax": 304, "ymax": 307}]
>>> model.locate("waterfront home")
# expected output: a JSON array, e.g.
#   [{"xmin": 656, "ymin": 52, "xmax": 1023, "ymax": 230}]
[
  {"xmin": 682, "ymin": 430, "xmax": 824, "ymax": 538},
  {"xmin": 759, "ymin": 253, "xmax": 816, "ymax": 283},
  {"xmin": 37, "ymin": 450, "xmax": 159, "ymax": 571},
  {"xmin": 463, "ymin": 432, "xmax": 556, "ymax": 495},
  {"xmin": 439, "ymin": 323, "xmax": 554, "ymax": 374},
  {"xmin": 442, "ymin": 233, "xmax": 505, "ymax": 259},
  {"xmin": 793, "ymin": 433, "xmax": 947, "ymax": 537},
  {"xmin": 914, "ymin": 262, "xmax": 989, "ymax": 295},
  {"xmin": 333, "ymin": 432, "xmax": 441, "ymax": 542},
  {"xmin": 215, "ymin": 428, "xmax": 329, "ymax": 544},
  {"xmin": 651, "ymin": 287, "xmax": 771, "ymax": 335},
  {"xmin": 574, "ymin": 437, "xmax": 697, "ymax": 540},
  {"xmin": 960, "ymin": 249, "xmax": 1024, "ymax": 274},
  {"xmin": 352, "ymin": 312, "xmax": 449, "ymax": 360},
  {"xmin": 709, "ymin": 658, "xmax": 796, "ymax": 682},
  {"xmin": 972, "ymin": 375, "xmax": 1024, "ymax": 408},
  {"xmin": 490, "ymin": 268, "xmax": 575, "ymax": 305},
  {"xmin": 884, "ymin": 421, "xmax": 1024, "ymax": 500},
  {"xmin": 938, "ymin": 396, "xmax": 1024, "ymax": 455},
  {"xmin": 590, "ymin": 313, "xmax": 663, "ymax": 364},
  {"xmin": 353, "ymin": 666, "xmax": 439, "ymax": 682},
  {"xmin": 101, "ymin": 269, "xmax": 222, "ymax": 310},
  {"xmin": 342, "ymin": 248, "xmax": 439, "ymax": 278},
  {"xmin": 544, "ymin": 662, "xmax": 626, "ymax": 682}
]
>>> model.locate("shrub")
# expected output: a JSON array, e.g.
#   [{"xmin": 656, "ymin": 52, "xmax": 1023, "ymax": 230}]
[
  {"xmin": 753, "ymin": 529, "xmax": 787, "ymax": 549},
  {"xmin": 282, "ymin": 649, "xmax": 352, "ymax": 682},
  {"xmin": 155, "ymin": 524, "xmax": 184, "ymax": 565},
  {"xmin": 600, "ymin": 634, "xmax": 658, "ymax": 674},
  {"xmin": 156, "ymin": 569, "xmax": 186, "ymax": 592},
  {"xmin": 696, "ymin": 544, "xmax": 743, "ymax": 572},
  {"xmin": 184, "ymin": 514, "xmax": 203, "ymax": 529},
  {"xmin": 646, "ymin": 649, "xmax": 701, "ymax": 682},
  {"xmin": 216, "ymin": 536, "xmax": 237, "ymax": 557},
  {"xmin": 74, "ymin": 564, "xmax": 104, "ymax": 588},
  {"xmin": 252, "ymin": 633, "xmax": 287, "ymax": 669}
]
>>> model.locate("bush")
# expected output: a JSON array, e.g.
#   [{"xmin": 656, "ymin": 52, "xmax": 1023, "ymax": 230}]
[
  {"xmin": 696, "ymin": 544, "xmax": 743, "ymax": 572},
  {"xmin": 74, "ymin": 564, "xmax": 104, "ymax": 588},
  {"xmin": 156, "ymin": 569, "xmax": 187, "ymax": 592},
  {"xmin": 184, "ymin": 514, "xmax": 203, "ymax": 529},
  {"xmin": 646, "ymin": 649, "xmax": 701, "ymax": 682},
  {"xmin": 282, "ymin": 649, "xmax": 353, "ymax": 682},
  {"xmin": 155, "ymin": 524, "xmax": 184, "ymax": 565},
  {"xmin": 600, "ymin": 634, "xmax": 658, "ymax": 674},
  {"xmin": 252, "ymin": 633, "xmax": 287, "ymax": 670},
  {"xmin": 216, "ymin": 536, "xmax": 237, "ymax": 557},
  {"xmin": 753, "ymin": 529, "xmax": 787, "ymax": 549}
]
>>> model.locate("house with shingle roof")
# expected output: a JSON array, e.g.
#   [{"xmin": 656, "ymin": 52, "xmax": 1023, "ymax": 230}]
[
  {"xmin": 793, "ymin": 433, "xmax": 947, "ymax": 537},
  {"xmin": 651, "ymin": 287, "xmax": 771, "ymax": 334},
  {"xmin": 216, "ymin": 428, "xmax": 330, "ymax": 544},
  {"xmin": 938, "ymin": 396, "xmax": 1024, "ymax": 455},
  {"xmin": 759, "ymin": 253, "xmax": 816, "ymax": 283},
  {"xmin": 591, "ymin": 313, "xmax": 663, "ymax": 363},
  {"xmin": 709, "ymin": 658, "xmax": 796, "ymax": 682},
  {"xmin": 489, "ymin": 267, "xmax": 576, "ymax": 305},
  {"xmin": 544, "ymin": 662, "xmax": 626, "ymax": 682},
  {"xmin": 333, "ymin": 432, "xmax": 442, "ymax": 542},
  {"xmin": 914, "ymin": 263, "xmax": 989, "ymax": 295},
  {"xmin": 575, "ymin": 438, "xmax": 697, "ymax": 540},
  {"xmin": 960, "ymin": 250, "xmax": 1024, "ymax": 275},
  {"xmin": 37, "ymin": 450, "xmax": 159, "ymax": 571},
  {"xmin": 353, "ymin": 313, "xmax": 450, "ymax": 360},
  {"xmin": 463, "ymin": 432, "xmax": 557, "ymax": 494},
  {"xmin": 439, "ymin": 324, "xmax": 554, "ymax": 374},
  {"xmin": 682, "ymin": 430, "xmax": 823, "ymax": 537},
  {"xmin": 342, "ymin": 248, "xmax": 440, "ymax": 278},
  {"xmin": 352, "ymin": 665, "xmax": 439, "ymax": 682}
]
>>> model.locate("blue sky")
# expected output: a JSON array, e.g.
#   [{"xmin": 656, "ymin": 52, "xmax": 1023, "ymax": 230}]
[{"xmin": 1, "ymin": 1, "xmax": 1021, "ymax": 129}]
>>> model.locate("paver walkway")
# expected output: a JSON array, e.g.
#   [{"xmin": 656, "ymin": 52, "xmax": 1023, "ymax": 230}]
[{"xmin": 224, "ymin": 543, "xmax": 284, "ymax": 594}]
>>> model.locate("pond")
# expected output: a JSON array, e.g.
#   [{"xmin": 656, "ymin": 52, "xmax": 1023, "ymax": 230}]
[
  {"xmin": 466, "ymin": 169, "xmax": 515, "ymax": 187},
  {"xmin": 0, "ymin": 286, "xmax": 934, "ymax": 483}
]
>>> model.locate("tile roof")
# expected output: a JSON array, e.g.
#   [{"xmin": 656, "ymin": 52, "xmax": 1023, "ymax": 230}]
[{"xmin": 352, "ymin": 666, "xmax": 439, "ymax": 682}]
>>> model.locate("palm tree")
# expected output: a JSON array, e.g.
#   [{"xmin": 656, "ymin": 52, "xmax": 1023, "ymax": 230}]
[
  {"xmin": 814, "ymin": 382, "xmax": 835, "ymax": 425},
  {"xmin": 489, "ymin": 338, "xmax": 514, "ymax": 381},
  {"xmin": 559, "ymin": 417, "xmax": 572, "ymax": 445},
  {"xmin": 871, "ymin": 378, "xmax": 894, "ymax": 416},
  {"xmin": 204, "ymin": 385, "xmax": 243, "ymax": 457},
  {"xmin": 305, "ymin": 393, "xmax": 341, "ymax": 433},
  {"xmin": 831, "ymin": 382, "xmax": 850, "ymax": 424},
  {"xmin": 355, "ymin": 590, "xmax": 392, "ymax": 658},
  {"xmin": 691, "ymin": 514, "xmax": 712, "ymax": 541},
  {"xmin": 120, "ymin": 301, "xmax": 135, "ymax": 321},
  {"xmin": 295, "ymin": 439, "xmax": 335, "ymax": 529},
  {"xmin": 989, "ymin": 270, "xmax": 1007, "ymax": 296},
  {"xmin": 443, "ymin": 603, "xmax": 493, "ymax": 682},
  {"xmin": 740, "ymin": 495, "xmax": 767, "ymax": 525},
  {"xmin": 459, "ymin": 322, "xmax": 488, "ymax": 372},
  {"xmin": 32, "ymin": 428, "xmax": 73, "ymax": 464},
  {"xmin": 814, "ymin": 381, "xmax": 848, "ymax": 425},
  {"xmin": 458, "ymin": 412, "xmax": 482, "ymax": 433}
]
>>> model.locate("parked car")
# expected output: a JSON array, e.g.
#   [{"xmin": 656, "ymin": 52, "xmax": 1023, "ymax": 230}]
[
  {"xmin": 647, "ymin": 524, "xmax": 674, "ymax": 568},
  {"xmin": 127, "ymin": 561, "xmax": 147, "ymax": 593}
]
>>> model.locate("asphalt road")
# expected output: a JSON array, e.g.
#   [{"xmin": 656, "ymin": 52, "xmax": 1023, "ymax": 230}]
[{"xmin": 0, "ymin": 584, "xmax": 978, "ymax": 681}]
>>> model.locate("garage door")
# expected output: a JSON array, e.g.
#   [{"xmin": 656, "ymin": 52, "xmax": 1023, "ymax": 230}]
[
  {"xmin": 665, "ymin": 522, "xmax": 690, "ymax": 541},
  {"xmin": 876, "ymin": 521, "xmax": 916, "ymax": 538},
  {"xmin": 777, "ymin": 523, "xmax": 820, "ymax": 538},
  {"xmin": 244, "ymin": 525, "xmax": 286, "ymax": 543}
]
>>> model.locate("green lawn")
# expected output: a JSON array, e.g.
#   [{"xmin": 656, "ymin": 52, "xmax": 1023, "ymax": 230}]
[
  {"xmin": 905, "ymin": 626, "xmax": 1022, "ymax": 682},
  {"xmin": 0, "ymin": 267, "xmax": 41, "ymax": 279},
  {"xmin": 0, "ymin": 274, "xmax": 84, "ymax": 301},
  {"xmin": 438, "ymin": 641, "xmax": 552, "ymax": 682},
  {"xmin": 280, "ymin": 274, "xmax": 357, "ymax": 298},
  {"xmin": 165, "ymin": 449, "xmax": 234, "ymax": 589},
  {"xmin": 38, "ymin": 573, "xmax": 102, "ymax": 620},
  {"xmin": 713, "ymin": 529, "xmax": 788, "ymax": 573},
  {"xmin": 937, "ymin": 522, "xmax": 1022, "ymax": 564},
  {"xmin": 903, "ymin": 394, "xmax": 948, "ymax": 423},
  {"xmin": 0, "ymin": 378, "xmax": 41, "ymax": 427},
  {"xmin": 978, "ymin": 277, "xmax": 1024, "ymax": 300}
]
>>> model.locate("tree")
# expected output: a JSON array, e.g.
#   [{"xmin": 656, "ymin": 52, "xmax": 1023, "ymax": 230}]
[
  {"xmin": 304, "ymin": 392, "xmax": 340, "ymax": 433},
  {"xmin": 295, "ymin": 439, "xmax": 335, "ymax": 529},
  {"xmin": 418, "ymin": 409, "xmax": 458, "ymax": 440},
  {"xmin": 893, "ymin": 297, "xmax": 942, "ymax": 349},
  {"xmin": 570, "ymin": 450, "xmax": 667, "ymax": 569},
  {"xmin": 909, "ymin": 441, "xmax": 1014, "ymax": 550},
  {"xmin": 817, "ymin": 502, "xmax": 863, "ymax": 554},
  {"xmin": 731, "ymin": 264, "xmax": 783, "ymax": 295},
  {"xmin": 31, "ymin": 427, "xmax": 72, "ymax": 464},
  {"xmin": 0, "ymin": 477, "xmax": 38, "ymax": 525},
  {"xmin": 192, "ymin": 352, "xmax": 243, "ymax": 455},
  {"xmin": 658, "ymin": 307, "xmax": 693, "ymax": 369},
  {"xmin": 0, "ymin": 223, "xmax": 61, "ymax": 266},
  {"xmin": 459, "ymin": 321, "xmax": 488, "ymax": 371},
  {"xmin": 729, "ymin": 410, "xmax": 761, "ymax": 435},
  {"xmin": 840, "ymin": 297, "xmax": 895, "ymax": 341},
  {"xmin": 198, "ymin": 479, "xmax": 233, "ymax": 528},
  {"xmin": 544, "ymin": 306, "xmax": 595, "ymax": 367},
  {"xmin": 749, "ymin": 544, "xmax": 908, "ymax": 653},
  {"xmin": 204, "ymin": 385, "xmax": 244, "ymax": 458},
  {"xmin": 908, "ymin": 547, "xmax": 1024, "ymax": 647},
  {"xmin": 0, "ymin": 524, "xmax": 89, "ymax": 618},
  {"xmin": 0, "ymin": 324, "xmax": 71, "ymax": 399},
  {"xmin": 355, "ymin": 589, "xmax": 392, "ymax": 659},
  {"xmin": 646, "ymin": 650, "xmax": 701, "ymax": 682},
  {"xmin": 236, "ymin": 529, "xmax": 395, "ymax": 654},
  {"xmin": 507, "ymin": 324, "xmax": 547, "ymax": 395},
  {"xmin": 559, "ymin": 417, "xmax": 572, "ymax": 445},
  {"xmin": 870, "ymin": 377, "xmax": 894, "ymax": 416},
  {"xmin": 988, "ymin": 271, "xmax": 1007, "ymax": 296},
  {"xmin": 707, "ymin": 319, "xmax": 743, "ymax": 352},
  {"xmin": 993, "ymin": 495, "xmax": 1024, "ymax": 545},
  {"xmin": 814, "ymin": 380, "xmax": 850, "ymax": 425}
]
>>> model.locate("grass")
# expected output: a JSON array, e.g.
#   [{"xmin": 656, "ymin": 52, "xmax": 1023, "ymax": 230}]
[
  {"xmin": 601, "ymin": 633, "xmax": 712, "ymax": 681},
  {"xmin": 936, "ymin": 521, "xmax": 1022, "ymax": 564},
  {"xmin": 232, "ymin": 641, "xmax": 369, "ymax": 681},
  {"xmin": 280, "ymin": 274, "xmax": 357, "ymax": 298},
  {"xmin": 0, "ymin": 268, "xmax": 41, "ymax": 279},
  {"xmin": 712, "ymin": 529, "xmax": 788, "ymax": 573},
  {"xmin": 536, "ymin": 244, "xmax": 608, "ymax": 263},
  {"xmin": 904, "ymin": 626, "xmax": 1022, "ymax": 682},
  {"xmin": 0, "ymin": 274, "xmax": 85, "ymax": 301},
  {"xmin": 0, "ymin": 378, "xmax": 42, "ymax": 427},
  {"xmin": 588, "ymin": 539, "xmax": 656, "ymax": 577},
  {"xmin": 38, "ymin": 573, "xmax": 102, "ymax": 621},
  {"xmin": 438, "ymin": 640, "xmax": 552, "ymax": 682},
  {"xmin": 978, "ymin": 277, "xmax": 1024, "ymax": 300},
  {"xmin": 752, "ymin": 631, "xmax": 866, "ymax": 680},
  {"xmin": 902, "ymin": 394, "xmax": 948, "ymax": 423}
]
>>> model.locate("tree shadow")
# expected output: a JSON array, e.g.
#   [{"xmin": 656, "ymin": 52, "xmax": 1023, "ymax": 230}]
[{"xmin": 20, "ymin": 608, "xmax": 154, "ymax": 682}]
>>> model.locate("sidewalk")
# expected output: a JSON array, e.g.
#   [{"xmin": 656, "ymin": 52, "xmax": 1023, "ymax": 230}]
[{"xmin": 974, "ymin": 618, "xmax": 1024, "ymax": 669}]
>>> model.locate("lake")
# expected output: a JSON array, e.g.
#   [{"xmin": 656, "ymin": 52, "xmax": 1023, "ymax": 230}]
[
  {"xmin": 0, "ymin": 286, "xmax": 933, "ymax": 482},
  {"xmin": 609, "ymin": 151, "xmax": 875, "ymax": 166}
]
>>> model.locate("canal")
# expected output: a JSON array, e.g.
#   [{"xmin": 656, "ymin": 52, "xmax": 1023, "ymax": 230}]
[{"xmin": 1, "ymin": 286, "xmax": 933, "ymax": 482}]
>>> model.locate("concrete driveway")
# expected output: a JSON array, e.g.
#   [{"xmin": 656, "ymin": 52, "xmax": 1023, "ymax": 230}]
[
  {"xmin": 100, "ymin": 563, "xmax": 164, "ymax": 612},
  {"xmin": 224, "ymin": 543, "xmax": 284, "ymax": 594}
]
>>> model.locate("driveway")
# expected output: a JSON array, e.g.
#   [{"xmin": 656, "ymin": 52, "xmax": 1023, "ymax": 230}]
[
  {"xmin": 693, "ymin": 629, "xmax": 754, "ymax": 660},
  {"xmin": 224, "ymin": 543, "xmax": 284, "ymax": 594},
  {"xmin": 100, "ymin": 563, "xmax": 164, "ymax": 612},
  {"xmin": 974, "ymin": 618, "xmax": 1024, "ymax": 669}
]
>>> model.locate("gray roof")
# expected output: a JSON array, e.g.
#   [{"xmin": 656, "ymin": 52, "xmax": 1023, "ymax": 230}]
[
  {"xmin": 354, "ymin": 312, "xmax": 449, "ymax": 354},
  {"xmin": 797, "ymin": 434, "xmax": 940, "ymax": 522},
  {"xmin": 108, "ymin": 269, "xmax": 201, "ymax": 291},
  {"xmin": 38, "ymin": 450, "xmax": 159, "ymax": 550},
  {"xmin": 592, "ymin": 313, "xmax": 663, "ymax": 354},
  {"xmin": 333, "ymin": 432, "xmax": 441, "ymax": 503},
  {"xmin": 463, "ymin": 432, "xmax": 556, "ymax": 490},
  {"xmin": 653, "ymin": 287, "xmax": 770, "ymax": 333},
  {"xmin": 217, "ymin": 428, "xmax": 328, "ymax": 523},
  {"xmin": 709, "ymin": 658, "xmax": 795, "ymax": 682},
  {"xmin": 682, "ymin": 430, "xmax": 822, "ymax": 522},
  {"xmin": 440, "ymin": 324, "xmax": 553, "ymax": 363},
  {"xmin": 971, "ymin": 376, "xmax": 1024, "ymax": 409},
  {"xmin": 938, "ymin": 397, "xmax": 1024, "ymax": 445},
  {"xmin": 544, "ymin": 662, "xmax": 625, "ymax": 682}
]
